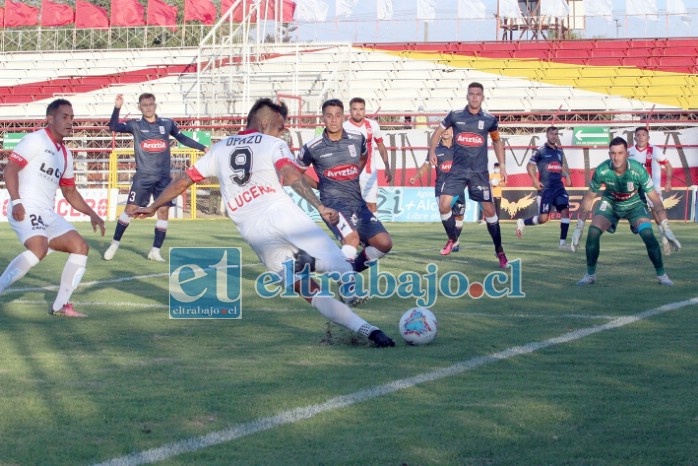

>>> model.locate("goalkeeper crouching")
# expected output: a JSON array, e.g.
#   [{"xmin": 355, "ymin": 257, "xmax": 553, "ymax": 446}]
[{"xmin": 571, "ymin": 137, "xmax": 680, "ymax": 286}]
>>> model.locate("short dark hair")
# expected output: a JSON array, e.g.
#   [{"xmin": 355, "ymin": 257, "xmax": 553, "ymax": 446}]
[
  {"xmin": 139, "ymin": 93, "xmax": 156, "ymax": 103},
  {"xmin": 634, "ymin": 126, "xmax": 649, "ymax": 135},
  {"xmin": 468, "ymin": 82, "xmax": 484, "ymax": 92},
  {"xmin": 246, "ymin": 98, "xmax": 287, "ymax": 127},
  {"xmin": 46, "ymin": 98, "xmax": 72, "ymax": 117},
  {"xmin": 547, "ymin": 126, "xmax": 559, "ymax": 133},
  {"xmin": 322, "ymin": 99, "xmax": 344, "ymax": 113},
  {"xmin": 349, "ymin": 97, "xmax": 365, "ymax": 106},
  {"xmin": 609, "ymin": 136, "xmax": 628, "ymax": 150},
  {"xmin": 494, "ymin": 162, "xmax": 500, "ymax": 167}
]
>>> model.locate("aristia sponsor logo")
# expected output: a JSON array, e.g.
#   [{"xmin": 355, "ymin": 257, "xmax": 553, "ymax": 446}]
[
  {"xmin": 141, "ymin": 139, "xmax": 168, "ymax": 152},
  {"xmin": 324, "ymin": 164, "xmax": 359, "ymax": 180},
  {"xmin": 456, "ymin": 133, "xmax": 484, "ymax": 146}
]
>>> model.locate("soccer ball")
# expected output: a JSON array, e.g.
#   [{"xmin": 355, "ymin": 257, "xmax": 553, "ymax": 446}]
[{"xmin": 399, "ymin": 307, "xmax": 438, "ymax": 345}]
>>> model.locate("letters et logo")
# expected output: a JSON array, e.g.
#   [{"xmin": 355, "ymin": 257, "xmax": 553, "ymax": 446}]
[{"xmin": 169, "ymin": 248, "xmax": 242, "ymax": 319}]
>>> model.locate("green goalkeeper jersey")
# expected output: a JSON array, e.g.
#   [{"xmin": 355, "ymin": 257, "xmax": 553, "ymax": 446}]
[{"xmin": 590, "ymin": 159, "xmax": 655, "ymax": 211}]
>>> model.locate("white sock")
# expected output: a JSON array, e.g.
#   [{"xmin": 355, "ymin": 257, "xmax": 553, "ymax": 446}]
[
  {"xmin": 118, "ymin": 212, "xmax": 131, "ymax": 225},
  {"xmin": 532, "ymin": 216, "xmax": 540, "ymax": 225},
  {"xmin": 363, "ymin": 245, "xmax": 386, "ymax": 261},
  {"xmin": 341, "ymin": 244, "xmax": 357, "ymax": 260},
  {"xmin": 311, "ymin": 295, "xmax": 369, "ymax": 333},
  {"xmin": 0, "ymin": 250, "xmax": 41, "ymax": 294},
  {"xmin": 485, "ymin": 215, "xmax": 499, "ymax": 224},
  {"xmin": 52, "ymin": 254, "xmax": 87, "ymax": 311}
]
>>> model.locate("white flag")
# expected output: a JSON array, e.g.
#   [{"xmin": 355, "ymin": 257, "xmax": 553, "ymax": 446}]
[
  {"xmin": 626, "ymin": 0, "xmax": 658, "ymax": 21},
  {"xmin": 499, "ymin": 0, "xmax": 522, "ymax": 18},
  {"xmin": 585, "ymin": 0, "xmax": 613, "ymax": 19},
  {"xmin": 417, "ymin": 0, "xmax": 436, "ymax": 21},
  {"xmin": 458, "ymin": 0, "xmax": 486, "ymax": 19},
  {"xmin": 377, "ymin": 0, "xmax": 393, "ymax": 20},
  {"xmin": 336, "ymin": 0, "xmax": 358, "ymax": 17},
  {"xmin": 541, "ymin": 0, "xmax": 570, "ymax": 18},
  {"xmin": 296, "ymin": 0, "xmax": 329, "ymax": 21}
]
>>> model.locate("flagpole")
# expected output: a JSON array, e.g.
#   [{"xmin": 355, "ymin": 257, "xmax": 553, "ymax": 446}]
[{"xmin": 496, "ymin": 0, "xmax": 501, "ymax": 41}]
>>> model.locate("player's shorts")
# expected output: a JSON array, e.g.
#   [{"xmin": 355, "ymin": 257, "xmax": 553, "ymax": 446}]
[
  {"xmin": 8, "ymin": 205, "xmax": 76, "ymax": 245},
  {"xmin": 239, "ymin": 201, "xmax": 351, "ymax": 280},
  {"xmin": 538, "ymin": 186, "xmax": 569, "ymax": 215},
  {"xmin": 594, "ymin": 198, "xmax": 651, "ymax": 234},
  {"xmin": 324, "ymin": 201, "xmax": 388, "ymax": 246},
  {"xmin": 441, "ymin": 170, "xmax": 492, "ymax": 203},
  {"xmin": 359, "ymin": 170, "xmax": 379, "ymax": 204},
  {"xmin": 128, "ymin": 172, "xmax": 174, "ymax": 207}
]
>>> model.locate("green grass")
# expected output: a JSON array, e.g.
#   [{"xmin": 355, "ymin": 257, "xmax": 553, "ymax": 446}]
[{"xmin": 1, "ymin": 220, "xmax": 697, "ymax": 465}]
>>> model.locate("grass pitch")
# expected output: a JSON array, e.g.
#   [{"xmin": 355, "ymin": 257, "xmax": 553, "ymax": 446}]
[{"xmin": 1, "ymin": 220, "xmax": 697, "ymax": 465}]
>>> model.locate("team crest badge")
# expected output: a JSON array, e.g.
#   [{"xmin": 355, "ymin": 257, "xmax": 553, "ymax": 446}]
[
  {"xmin": 627, "ymin": 182, "xmax": 634, "ymax": 191},
  {"xmin": 159, "ymin": 126, "xmax": 166, "ymax": 135},
  {"xmin": 478, "ymin": 121, "xmax": 484, "ymax": 130},
  {"xmin": 348, "ymin": 145, "xmax": 357, "ymax": 158}
]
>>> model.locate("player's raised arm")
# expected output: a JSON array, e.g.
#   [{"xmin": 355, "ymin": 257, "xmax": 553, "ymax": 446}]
[{"xmin": 108, "ymin": 94, "xmax": 130, "ymax": 133}]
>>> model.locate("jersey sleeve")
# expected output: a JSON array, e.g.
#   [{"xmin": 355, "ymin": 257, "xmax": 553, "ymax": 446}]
[
  {"xmin": 488, "ymin": 117, "xmax": 501, "ymax": 141},
  {"xmin": 528, "ymin": 148, "xmax": 541, "ymax": 165},
  {"xmin": 9, "ymin": 134, "xmax": 37, "ymax": 168},
  {"xmin": 271, "ymin": 140, "xmax": 297, "ymax": 171},
  {"xmin": 186, "ymin": 150, "xmax": 216, "ymax": 182},
  {"xmin": 589, "ymin": 167, "xmax": 603, "ymax": 193},
  {"xmin": 440, "ymin": 111, "xmax": 454, "ymax": 129},
  {"xmin": 360, "ymin": 134, "xmax": 368, "ymax": 157},
  {"xmin": 59, "ymin": 148, "xmax": 75, "ymax": 186},
  {"xmin": 650, "ymin": 145, "xmax": 669, "ymax": 164},
  {"xmin": 108, "ymin": 108, "xmax": 132, "ymax": 133},
  {"xmin": 372, "ymin": 121, "xmax": 384, "ymax": 143}
]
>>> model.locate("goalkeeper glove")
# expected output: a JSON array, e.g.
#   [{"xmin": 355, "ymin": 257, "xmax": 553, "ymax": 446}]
[
  {"xmin": 660, "ymin": 219, "xmax": 681, "ymax": 252},
  {"xmin": 571, "ymin": 219, "xmax": 585, "ymax": 252}
]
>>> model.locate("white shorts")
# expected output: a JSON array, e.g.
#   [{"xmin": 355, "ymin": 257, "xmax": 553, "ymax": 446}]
[
  {"xmin": 8, "ymin": 205, "xmax": 76, "ymax": 245},
  {"xmin": 359, "ymin": 170, "xmax": 379, "ymax": 204},
  {"xmin": 239, "ymin": 202, "xmax": 351, "ymax": 279},
  {"xmin": 647, "ymin": 189, "xmax": 663, "ymax": 210}
]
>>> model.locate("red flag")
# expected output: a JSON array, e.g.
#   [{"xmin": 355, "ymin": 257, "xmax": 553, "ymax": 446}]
[
  {"xmin": 5, "ymin": 0, "xmax": 40, "ymax": 26},
  {"xmin": 221, "ymin": 0, "xmax": 256, "ymax": 22},
  {"xmin": 75, "ymin": 0, "xmax": 109, "ymax": 28},
  {"xmin": 147, "ymin": 0, "xmax": 177, "ymax": 31},
  {"xmin": 258, "ymin": 0, "xmax": 296, "ymax": 22},
  {"xmin": 184, "ymin": 0, "xmax": 215, "ymax": 24},
  {"xmin": 111, "ymin": 0, "xmax": 145, "ymax": 26},
  {"xmin": 41, "ymin": 0, "xmax": 74, "ymax": 26}
]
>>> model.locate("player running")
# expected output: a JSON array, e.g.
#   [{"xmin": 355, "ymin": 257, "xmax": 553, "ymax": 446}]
[
  {"xmin": 409, "ymin": 127, "xmax": 466, "ymax": 252},
  {"xmin": 342, "ymin": 97, "xmax": 393, "ymax": 213},
  {"xmin": 298, "ymin": 99, "xmax": 393, "ymax": 273},
  {"xmin": 133, "ymin": 98, "xmax": 395, "ymax": 348},
  {"xmin": 427, "ymin": 82, "xmax": 509, "ymax": 266},
  {"xmin": 0, "ymin": 99, "xmax": 106, "ymax": 316},
  {"xmin": 572, "ymin": 137, "xmax": 680, "ymax": 286},
  {"xmin": 516, "ymin": 126, "xmax": 574, "ymax": 250},
  {"xmin": 103, "ymin": 93, "xmax": 207, "ymax": 262},
  {"xmin": 628, "ymin": 126, "xmax": 674, "ymax": 255}
]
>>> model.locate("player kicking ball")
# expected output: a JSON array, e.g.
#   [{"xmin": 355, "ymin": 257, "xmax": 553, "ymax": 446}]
[
  {"xmin": 572, "ymin": 137, "xmax": 680, "ymax": 286},
  {"xmin": 133, "ymin": 98, "xmax": 395, "ymax": 348}
]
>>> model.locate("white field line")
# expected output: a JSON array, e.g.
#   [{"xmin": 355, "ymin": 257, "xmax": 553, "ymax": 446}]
[
  {"xmin": 93, "ymin": 297, "xmax": 698, "ymax": 466},
  {"xmin": 4, "ymin": 273, "xmax": 169, "ymax": 293}
]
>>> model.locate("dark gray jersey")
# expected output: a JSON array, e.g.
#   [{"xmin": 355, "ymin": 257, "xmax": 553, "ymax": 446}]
[
  {"xmin": 297, "ymin": 130, "xmax": 367, "ymax": 208},
  {"xmin": 109, "ymin": 107, "xmax": 206, "ymax": 175}
]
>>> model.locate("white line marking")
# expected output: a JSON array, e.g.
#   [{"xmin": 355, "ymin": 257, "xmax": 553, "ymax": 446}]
[
  {"xmin": 4, "ymin": 273, "xmax": 168, "ymax": 294},
  {"xmin": 93, "ymin": 297, "xmax": 698, "ymax": 466},
  {"xmin": 13, "ymin": 300, "xmax": 166, "ymax": 309}
]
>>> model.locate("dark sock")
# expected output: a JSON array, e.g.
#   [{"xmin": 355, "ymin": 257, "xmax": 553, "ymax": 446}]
[
  {"xmin": 639, "ymin": 227, "xmax": 664, "ymax": 275},
  {"xmin": 153, "ymin": 228, "xmax": 167, "ymax": 248},
  {"xmin": 486, "ymin": 221, "xmax": 503, "ymax": 254},
  {"xmin": 586, "ymin": 226, "xmax": 602, "ymax": 275},
  {"xmin": 113, "ymin": 221, "xmax": 129, "ymax": 241},
  {"xmin": 353, "ymin": 249, "xmax": 371, "ymax": 273},
  {"xmin": 524, "ymin": 218, "xmax": 535, "ymax": 226},
  {"xmin": 441, "ymin": 215, "xmax": 457, "ymax": 241},
  {"xmin": 560, "ymin": 222, "xmax": 570, "ymax": 240}
]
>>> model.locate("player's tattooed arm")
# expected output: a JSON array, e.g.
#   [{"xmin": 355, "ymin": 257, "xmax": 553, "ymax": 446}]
[{"xmin": 281, "ymin": 164, "xmax": 338, "ymax": 224}]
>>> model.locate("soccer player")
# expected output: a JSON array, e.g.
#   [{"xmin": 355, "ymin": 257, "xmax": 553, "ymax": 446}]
[
  {"xmin": 0, "ymin": 99, "xmax": 106, "ymax": 316},
  {"xmin": 298, "ymin": 99, "xmax": 393, "ymax": 273},
  {"xmin": 516, "ymin": 126, "xmax": 574, "ymax": 250},
  {"xmin": 427, "ymin": 82, "xmax": 509, "ymax": 267},
  {"xmin": 342, "ymin": 97, "xmax": 393, "ymax": 213},
  {"xmin": 133, "ymin": 98, "xmax": 395, "ymax": 348},
  {"xmin": 628, "ymin": 126, "xmax": 674, "ymax": 255},
  {"xmin": 572, "ymin": 137, "xmax": 680, "ymax": 286},
  {"xmin": 103, "ymin": 93, "xmax": 207, "ymax": 262},
  {"xmin": 409, "ymin": 127, "xmax": 466, "ymax": 252}
]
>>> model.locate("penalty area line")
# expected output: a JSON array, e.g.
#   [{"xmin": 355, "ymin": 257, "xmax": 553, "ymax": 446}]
[{"xmin": 93, "ymin": 297, "xmax": 698, "ymax": 466}]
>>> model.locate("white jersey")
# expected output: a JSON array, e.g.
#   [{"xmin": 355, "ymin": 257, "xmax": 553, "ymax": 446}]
[
  {"xmin": 9, "ymin": 128, "xmax": 75, "ymax": 209},
  {"xmin": 186, "ymin": 130, "xmax": 297, "ymax": 226},
  {"xmin": 628, "ymin": 143, "xmax": 668, "ymax": 190},
  {"xmin": 343, "ymin": 118, "xmax": 384, "ymax": 175}
]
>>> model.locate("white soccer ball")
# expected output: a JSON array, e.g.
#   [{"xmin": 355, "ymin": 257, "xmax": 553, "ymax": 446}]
[{"xmin": 399, "ymin": 307, "xmax": 438, "ymax": 345}]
